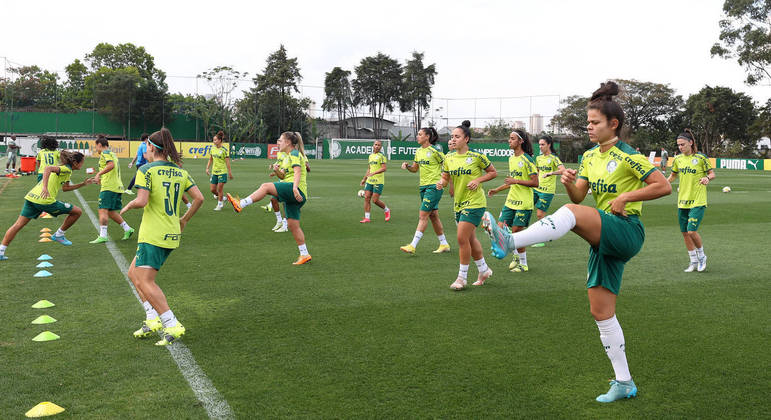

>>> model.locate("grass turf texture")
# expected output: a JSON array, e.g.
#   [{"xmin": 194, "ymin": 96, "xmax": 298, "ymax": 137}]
[{"xmin": 1, "ymin": 158, "xmax": 769, "ymax": 418}]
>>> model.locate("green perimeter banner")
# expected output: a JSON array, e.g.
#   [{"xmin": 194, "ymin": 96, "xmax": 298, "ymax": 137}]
[
  {"xmin": 715, "ymin": 158, "xmax": 764, "ymax": 170},
  {"xmin": 227, "ymin": 144, "xmax": 318, "ymax": 159},
  {"xmin": 323, "ymin": 139, "xmax": 522, "ymax": 161}
]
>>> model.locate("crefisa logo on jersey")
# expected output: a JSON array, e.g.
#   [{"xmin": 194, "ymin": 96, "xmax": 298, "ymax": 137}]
[{"xmin": 606, "ymin": 160, "xmax": 618, "ymax": 173}]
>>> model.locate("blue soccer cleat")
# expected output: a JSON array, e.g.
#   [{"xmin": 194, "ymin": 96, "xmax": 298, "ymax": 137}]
[
  {"xmin": 596, "ymin": 379, "xmax": 637, "ymax": 403},
  {"xmin": 51, "ymin": 234, "xmax": 72, "ymax": 246},
  {"xmin": 481, "ymin": 211, "xmax": 511, "ymax": 259},
  {"xmin": 0, "ymin": 255, "xmax": 8, "ymax": 261}
]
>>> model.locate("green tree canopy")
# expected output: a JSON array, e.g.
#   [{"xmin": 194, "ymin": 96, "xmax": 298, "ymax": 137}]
[
  {"xmin": 711, "ymin": 0, "xmax": 771, "ymax": 85},
  {"xmin": 399, "ymin": 52, "xmax": 437, "ymax": 138},
  {"xmin": 322, "ymin": 67, "xmax": 354, "ymax": 138},
  {"xmin": 353, "ymin": 53, "xmax": 402, "ymax": 139},
  {"xmin": 684, "ymin": 85, "xmax": 758, "ymax": 156}
]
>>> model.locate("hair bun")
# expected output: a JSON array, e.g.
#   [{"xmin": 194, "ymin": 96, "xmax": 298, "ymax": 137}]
[
  {"xmin": 591, "ymin": 81, "xmax": 619, "ymax": 102},
  {"xmin": 461, "ymin": 120, "xmax": 471, "ymax": 128}
]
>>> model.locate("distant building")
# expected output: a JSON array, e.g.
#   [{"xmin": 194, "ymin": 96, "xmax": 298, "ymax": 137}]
[
  {"xmin": 529, "ymin": 114, "xmax": 544, "ymax": 134},
  {"xmin": 513, "ymin": 121, "xmax": 526, "ymax": 130}
]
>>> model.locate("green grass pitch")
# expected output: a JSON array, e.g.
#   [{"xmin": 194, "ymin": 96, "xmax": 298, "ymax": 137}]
[{"xmin": 1, "ymin": 157, "xmax": 769, "ymax": 418}]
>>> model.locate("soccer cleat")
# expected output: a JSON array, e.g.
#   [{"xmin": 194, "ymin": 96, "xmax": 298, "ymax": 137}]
[
  {"xmin": 293, "ymin": 255, "xmax": 312, "ymax": 265},
  {"xmin": 261, "ymin": 203, "xmax": 273, "ymax": 213},
  {"xmin": 472, "ymin": 268, "xmax": 492, "ymax": 286},
  {"xmin": 697, "ymin": 255, "xmax": 707, "ymax": 272},
  {"xmin": 133, "ymin": 317, "xmax": 162, "ymax": 338},
  {"xmin": 400, "ymin": 244, "xmax": 416, "ymax": 254},
  {"xmin": 271, "ymin": 221, "xmax": 283, "ymax": 231},
  {"xmin": 213, "ymin": 203, "xmax": 223, "ymax": 211},
  {"xmin": 89, "ymin": 236, "xmax": 109, "ymax": 244},
  {"xmin": 684, "ymin": 264, "xmax": 697, "ymax": 273},
  {"xmin": 51, "ymin": 234, "xmax": 72, "ymax": 246},
  {"xmin": 359, "ymin": 218, "xmax": 371, "ymax": 223},
  {"xmin": 432, "ymin": 244, "xmax": 451, "ymax": 254},
  {"xmin": 596, "ymin": 379, "xmax": 637, "ymax": 403},
  {"xmin": 508, "ymin": 255, "xmax": 520, "ymax": 270},
  {"xmin": 274, "ymin": 225, "xmax": 288, "ymax": 233},
  {"xmin": 0, "ymin": 255, "xmax": 7, "ymax": 261},
  {"xmin": 510, "ymin": 264, "xmax": 529, "ymax": 273},
  {"xmin": 531, "ymin": 242, "xmax": 546, "ymax": 248},
  {"xmin": 155, "ymin": 324, "xmax": 186, "ymax": 346},
  {"xmin": 212, "ymin": 194, "xmax": 218, "ymax": 199},
  {"xmin": 124, "ymin": 189, "xmax": 135, "ymax": 195},
  {"xmin": 384, "ymin": 209, "xmax": 391, "ymax": 221},
  {"xmin": 481, "ymin": 211, "xmax": 511, "ymax": 259},
  {"xmin": 226, "ymin": 193, "xmax": 242, "ymax": 213},
  {"xmin": 122, "ymin": 227, "xmax": 135, "ymax": 240},
  {"xmin": 450, "ymin": 277, "xmax": 467, "ymax": 291}
]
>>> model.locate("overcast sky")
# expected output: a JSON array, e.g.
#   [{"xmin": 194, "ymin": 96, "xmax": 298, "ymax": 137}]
[{"xmin": 4, "ymin": 0, "xmax": 770, "ymax": 128}]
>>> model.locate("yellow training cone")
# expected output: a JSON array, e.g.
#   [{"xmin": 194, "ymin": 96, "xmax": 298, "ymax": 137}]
[
  {"xmin": 39, "ymin": 238, "xmax": 52, "ymax": 243},
  {"xmin": 31, "ymin": 315, "xmax": 57, "ymax": 324},
  {"xmin": 32, "ymin": 331, "xmax": 60, "ymax": 342},
  {"xmin": 25, "ymin": 401, "xmax": 65, "ymax": 417},
  {"xmin": 40, "ymin": 228, "xmax": 52, "ymax": 233},
  {"xmin": 40, "ymin": 233, "xmax": 52, "ymax": 238},
  {"xmin": 32, "ymin": 300, "xmax": 55, "ymax": 308}
]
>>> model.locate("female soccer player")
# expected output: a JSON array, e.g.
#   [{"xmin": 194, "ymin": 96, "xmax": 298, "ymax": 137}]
[
  {"xmin": 531, "ymin": 135, "xmax": 566, "ymax": 247},
  {"xmin": 90, "ymin": 136, "xmax": 135, "ymax": 243},
  {"xmin": 226, "ymin": 132, "xmax": 312, "ymax": 265},
  {"xmin": 481, "ymin": 82, "xmax": 671, "ymax": 402},
  {"xmin": 667, "ymin": 129, "xmax": 714, "ymax": 272},
  {"xmin": 360, "ymin": 140, "xmax": 390, "ymax": 223},
  {"xmin": 0, "ymin": 151, "xmax": 95, "ymax": 260},
  {"xmin": 121, "ymin": 128, "xmax": 204, "ymax": 346},
  {"xmin": 400, "ymin": 127, "xmax": 451, "ymax": 254},
  {"xmin": 35, "ymin": 136, "xmax": 60, "ymax": 182},
  {"xmin": 436, "ymin": 120, "xmax": 497, "ymax": 290},
  {"xmin": 206, "ymin": 131, "xmax": 233, "ymax": 211},
  {"xmin": 487, "ymin": 129, "xmax": 538, "ymax": 272}
]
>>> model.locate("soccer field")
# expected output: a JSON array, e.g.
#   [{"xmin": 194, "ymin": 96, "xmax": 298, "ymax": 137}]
[{"xmin": 1, "ymin": 158, "xmax": 769, "ymax": 418}]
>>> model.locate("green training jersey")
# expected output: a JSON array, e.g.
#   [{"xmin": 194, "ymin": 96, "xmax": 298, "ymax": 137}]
[
  {"xmin": 98, "ymin": 150, "xmax": 124, "ymax": 193},
  {"xmin": 25, "ymin": 165, "xmax": 72, "ymax": 205},
  {"xmin": 535, "ymin": 154, "xmax": 564, "ymax": 194},
  {"xmin": 366, "ymin": 152, "xmax": 387, "ymax": 185},
  {"xmin": 288, "ymin": 150, "xmax": 308, "ymax": 196},
  {"xmin": 504, "ymin": 153, "xmax": 537, "ymax": 210},
  {"xmin": 577, "ymin": 141, "xmax": 656, "ymax": 217},
  {"xmin": 135, "ymin": 161, "xmax": 196, "ymax": 249},
  {"xmin": 414, "ymin": 145, "xmax": 445, "ymax": 186},
  {"xmin": 36, "ymin": 150, "xmax": 60, "ymax": 174},
  {"xmin": 671, "ymin": 153, "xmax": 712, "ymax": 208},
  {"xmin": 442, "ymin": 149, "xmax": 492, "ymax": 212},
  {"xmin": 210, "ymin": 145, "xmax": 229, "ymax": 175}
]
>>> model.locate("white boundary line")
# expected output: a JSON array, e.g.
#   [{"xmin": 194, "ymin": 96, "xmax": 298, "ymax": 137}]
[{"xmin": 74, "ymin": 189, "xmax": 235, "ymax": 419}]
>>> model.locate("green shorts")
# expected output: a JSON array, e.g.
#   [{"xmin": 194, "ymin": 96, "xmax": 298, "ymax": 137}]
[
  {"xmin": 678, "ymin": 206, "xmax": 706, "ymax": 232},
  {"xmin": 98, "ymin": 190, "xmax": 123, "ymax": 210},
  {"xmin": 533, "ymin": 190, "xmax": 554, "ymax": 212},
  {"xmin": 364, "ymin": 183, "xmax": 384, "ymax": 195},
  {"xmin": 274, "ymin": 182, "xmax": 306, "ymax": 220},
  {"xmin": 210, "ymin": 173, "xmax": 228, "ymax": 184},
  {"xmin": 419, "ymin": 185, "xmax": 443, "ymax": 212},
  {"xmin": 135, "ymin": 243, "xmax": 174, "ymax": 271},
  {"xmin": 586, "ymin": 210, "xmax": 645, "ymax": 295},
  {"xmin": 455, "ymin": 207, "xmax": 485, "ymax": 227},
  {"xmin": 21, "ymin": 200, "xmax": 74, "ymax": 219},
  {"xmin": 499, "ymin": 207, "xmax": 532, "ymax": 227}
]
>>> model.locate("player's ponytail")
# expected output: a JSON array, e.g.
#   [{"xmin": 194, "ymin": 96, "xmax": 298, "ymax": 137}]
[
  {"xmin": 420, "ymin": 127, "xmax": 439, "ymax": 145},
  {"xmin": 60, "ymin": 150, "xmax": 84, "ymax": 167},
  {"xmin": 282, "ymin": 131, "xmax": 306, "ymax": 157},
  {"xmin": 456, "ymin": 120, "xmax": 472, "ymax": 143},
  {"xmin": 215, "ymin": 130, "xmax": 225, "ymax": 141},
  {"xmin": 148, "ymin": 127, "xmax": 182, "ymax": 166}
]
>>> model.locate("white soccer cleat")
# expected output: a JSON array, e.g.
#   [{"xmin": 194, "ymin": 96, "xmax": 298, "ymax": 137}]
[
  {"xmin": 274, "ymin": 225, "xmax": 288, "ymax": 233},
  {"xmin": 697, "ymin": 255, "xmax": 707, "ymax": 272},
  {"xmin": 684, "ymin": 264, "xmax": 697, "ymax": 273},
  {"xmin": 271, "ymin": 221, "xmax": 283, "ymax": 231},
  {"xmin": 214, "ymin": 203, "xmax": 223, "ymax": 211},
  {"xmin": 450, "ymin": 277, "xmax": 467, "ymax": 291},
  {"xmin": 472, "ymin": 269, "xmax": 492, "ymax": 286}
]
